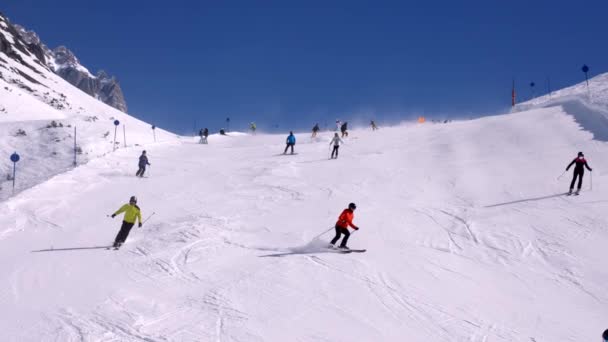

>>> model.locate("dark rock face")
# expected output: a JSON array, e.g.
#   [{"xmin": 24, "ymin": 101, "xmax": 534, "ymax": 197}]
[{"xmin": 2, "ymin": 16, "xmax": 128, "ymax": 112}]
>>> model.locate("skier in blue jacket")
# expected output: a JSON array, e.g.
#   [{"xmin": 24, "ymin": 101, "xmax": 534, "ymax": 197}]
[
  {"xmin": 283, "ymin": 131, "xmax": 296, "ymax": 154},
  {"xmin": 136, "ymin": 150, "xmax": 151, "ymax": 177}
]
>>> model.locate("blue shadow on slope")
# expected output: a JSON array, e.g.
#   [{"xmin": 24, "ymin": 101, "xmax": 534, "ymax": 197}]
[{"xmin": 484, "ymin": 193, "xmax": 568, "ymax": 208}]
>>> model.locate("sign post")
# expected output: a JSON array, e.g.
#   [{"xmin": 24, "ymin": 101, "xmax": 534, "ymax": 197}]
[
  {"xmin": 226, "ymin": 117, "xmax": 230, "ymax": 132},
  {"xmin": 529, "ymin": 82, "xmax": 535, "ymax": 100},
  {"xmin": 113, "ymin": 120, "xmax": 120, "ymax": 151},
  {"xmin": 152, "ymin": 125, "xmax": 156, "ymax": 142},
  {"xmin": 582, "ymin": 64, "xmax": 590, "ymax": 90},
  {"xmin": 73, "ymin": 126, "xmax": 77, "ymax": 166},
  {"xmin": 10, "ymin": 152, "xmax": 19, "ymax": 193}
]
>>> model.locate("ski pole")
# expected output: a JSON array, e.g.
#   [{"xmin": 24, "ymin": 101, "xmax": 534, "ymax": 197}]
[
  {"xmin": 313, "ymin": 226, "xmax": 334, "ymax": 240},
  {"xmin": 143, "ymin": 212, "xmax": 156, "ymax": 224},
  {"xmin": 557, "ymin": 170, "xmax": 566, "ymax": 180},
  {"xmin": 590, "ymin": 171, "xmax": 593, "ymax": 191}
]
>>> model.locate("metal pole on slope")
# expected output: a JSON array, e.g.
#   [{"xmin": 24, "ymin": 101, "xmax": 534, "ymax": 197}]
[
  {"xmin": 152, "ymin": 125, "xmax": 156, "ymax": 143},
  {"xmin": 511, "ymin": 79, "xmax": 516, "ymax": 107},
  {"xmin": 582, "ymin": 64, "xmax": 590, "ymax": 88},
  {"xmin": 113, "ymin": 120, "xmax": 120, "ymax": 152},
  {"xmin": 73, "ymin": 126, "xmax": 77, "ymax": 166},
  {"xmin": 529, "ymin": 82, "xmax": 535, "ymax": 100},
  {"xmin": 10, "ymin": 152, "xmax": 20, "ymax": 193},
  {"xmin": 123, "ymin": 125, "xmax": 127, "ymax": 148},
  {"xmin": 547, "ymin": 76, "xmax": 551, "ymax": 98}
]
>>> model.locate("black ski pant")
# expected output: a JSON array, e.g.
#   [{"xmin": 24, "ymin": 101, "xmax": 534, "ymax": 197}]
[
  {"xmin": 136, "ymin": 165, "xmax": 146, "ymax": 177},
  {"xmin": 570, "ymin": 170, "xmax": 584, "ymax": 190},
  {"xmin": 114, "ymin": 221, "xmax": 135, "ymax": 247},
  {"xmin": 330, "ymin": 225, "xmax": 350, "ymax": 247},
  {"xmin": 331, "ymin": 145, "xmax": 340, "ymax": 158},
  {"xmin": 284, "ymin": 143, "xmax": 295, "ymax": 154}
]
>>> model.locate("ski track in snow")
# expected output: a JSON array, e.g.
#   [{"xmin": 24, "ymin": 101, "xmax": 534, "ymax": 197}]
[{"xmin": 2, "ymin": 106, "xmax": 608, "ymax": 341}]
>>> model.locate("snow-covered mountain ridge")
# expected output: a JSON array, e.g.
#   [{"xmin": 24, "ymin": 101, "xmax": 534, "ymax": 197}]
[
  {"xmin": 0, "ymin": 12, "xmax": 176, "ymax": 201},
  {"xmin": 1, "ymin": 12, "xmax": 128, "ymax": 112}
]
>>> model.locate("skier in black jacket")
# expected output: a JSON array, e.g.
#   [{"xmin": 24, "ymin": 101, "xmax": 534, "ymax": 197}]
[
  {"xmin": 566, "ymin": 152, "xmax": 592, "ymax": 195},
  {"xmin": 136, "ymin": 150, "xmax": 151, "ymax": 177}
]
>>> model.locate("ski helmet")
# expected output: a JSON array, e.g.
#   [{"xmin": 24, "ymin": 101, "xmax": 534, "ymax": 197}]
[
  {"xmin": 142, "ymin": 150, "xmax": 147, "ymax": 154},
  {"xmin": 603, "ymin": 329, "xmax": 608, "ymax": 341},
  {"xmin": 129, "ymin": 196, "xmax": 137, "ymax": 204},
  {"xmin": 348, "ymin": 202, "xmax": 357, "ymax": 210},
  {"xmin": 578, "ymin": 151, "xmax": 584, "ymax": 157}
]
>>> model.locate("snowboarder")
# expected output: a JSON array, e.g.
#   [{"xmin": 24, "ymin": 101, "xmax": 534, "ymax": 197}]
[
  {"xmin": 371, "ymin": 120, "xmax": 378, "ymax": 131},
  {"xmin": 329, "ymin": 203, "xmax": 359, "ymax": 249},
  {"xmin": 136, "ymin": 150, "xmax": 151, "ymax": 177},
  {"xmin": 284, "ymin": 131, "xmax": 296, "ymax": 154},
  {"xmin": 340, "ymin": 122, "xmax": 348, "ymax": 137},
  {"xmin": 312, "ymin": 123, "xmax": 320, "ymax": 138},
  {"xmin": 566, "ymin": 151, "xmax": 592, "ymax": 195},
  {"xmin": 110, "ymin": 196, "xmax": 142, "ymax": 249},
  {"xmin": 329, "ymin": 132, "xmax": 344, "ymax": 159},
  {"xmin": 250, "ymin": 122, "xmax": 257, "ymax": 135}
]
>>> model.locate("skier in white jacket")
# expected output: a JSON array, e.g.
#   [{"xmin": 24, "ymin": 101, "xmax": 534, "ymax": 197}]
[{"xmin": 329, "ymin": 133, "xmax": 344, "ymax": 159}]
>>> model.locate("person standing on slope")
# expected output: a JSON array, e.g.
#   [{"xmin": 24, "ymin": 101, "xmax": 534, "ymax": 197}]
[
  {"xmin": 329, "ymin": 203, "xmax": 359, "ymax": 249},
  {"xmin": 371, "ymin": 120, "xmax": 378, "ymax": 131},
  {"xmin": 566, "ymin": 151, "xmax": 592, "ymax": 195},
  {"xmin": 136, "ymin": 150, "xmax": 151, "ymax": 177},
  {"xmin": 250, "ymin": 122, "xmax": 257, "ymax": 135},
  {"xmin": 283, "ymin": 131, "xmax": 296, "ymax": 154},
  {"xmin": 110, "ymin": 196, "xmax": 142, "ymax": 249},
  {"xmin": 312, "ymin": 123, "xmax": 320, "ymax": 138},
  {"xmin": 340, "ymin": 122, "xmax": 348, "ymax": 137},
  {"xmin": 202, "ymin": 127, "xmax": 209, "ymax": 144},
  {"xmin": 329, "ymin": 132, "xmax": 344, "ymax": 159}
]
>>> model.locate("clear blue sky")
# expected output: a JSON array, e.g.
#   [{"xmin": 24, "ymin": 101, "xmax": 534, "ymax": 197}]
[{"xmin": 4, "ymin": 0, "xmax": 607, "ymax": 134}]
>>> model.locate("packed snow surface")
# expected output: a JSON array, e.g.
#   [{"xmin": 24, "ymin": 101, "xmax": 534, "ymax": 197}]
[{"xmin": 1, "ymin": 106, "xmax": 608, "ymax": 341}]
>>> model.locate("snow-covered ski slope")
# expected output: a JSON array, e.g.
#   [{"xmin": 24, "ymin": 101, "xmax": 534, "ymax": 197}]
[
  {"xmin": 2, "ymin": 97, "xmax": 608, "ymax": 341},
  {"xmin": 0, "ymin": 14, "xmax": 176, "ymax": 200}
]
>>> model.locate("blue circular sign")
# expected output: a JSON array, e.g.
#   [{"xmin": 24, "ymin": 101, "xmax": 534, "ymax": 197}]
[
  {"xmin": 530, "ymin": 82, "xmax": 535, "ymax": 87},
  {"xmin": 114, "ymin": 120, "xmax": 120, "ymax": 126},
  {"xmin": 152, "ymin": 125, "xmax": 156, "ymax": 130},
  {"xmin": 10, "ymin": 152, "xmax": 20, "ymax": 163},
  {"xmin": 582, "ymin": 65, "xmax": 589, "ymax": 73}
]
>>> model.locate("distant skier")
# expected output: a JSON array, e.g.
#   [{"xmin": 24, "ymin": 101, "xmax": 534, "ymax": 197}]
[
  {"xmin": 312, "ymin": 123, "xmax": 320, "ymax": 138},
  {"xmin": 109, "ymin": 196, "xmax": 142, "ymax": 249},
  {"xmin": 335, "ymin": 120, "xmax": 341, "ymax": 132},
  {"xmin": 566, "ymin": 151, "xmax": 592, "ymax": 195},
  {"xmin": 329, "ymin": 132, "xmax": 344, "ymax": 159},
  {"xmin": 198, "ymin": 128, "xmax": 208, "ymax": 144},
  {"xmin": 283, "ymin": 131, "xmax": 296, "ymax": 154},
  {"xmin": 202, "ymin": 128, "xmax": 209, "ymax": 144},
  {"xmin": 371, "ymin": 120, "xmax": 378, "ymax": 131},
  {"xmin": 136, "ymin": 150, "xmax": 151, "ymax": 177},
  {"xmin": 250, "ymin": 122, "xmax": 257, "ymax": 135},
  {"xmin": 340, "ymin": 122, "xmax": 348, "ymax": 137},
  {"xmin": 220, "ymin": 128, "xmax": 226, "ymax": 135},
  {"xmin": 329, "ymin": 203, "xmax": 359, "ymax": 249}
]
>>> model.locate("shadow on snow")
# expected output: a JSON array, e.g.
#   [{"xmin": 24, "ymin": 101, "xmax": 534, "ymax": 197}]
[{"xmin": 484, "ymin": 193, "xmax": 568, "ymax": 208}]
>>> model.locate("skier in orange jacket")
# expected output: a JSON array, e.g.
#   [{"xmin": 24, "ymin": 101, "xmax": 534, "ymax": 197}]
[{"xmin": 329, "ymin": 203, "xmax": 359, "ymax": 249}]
